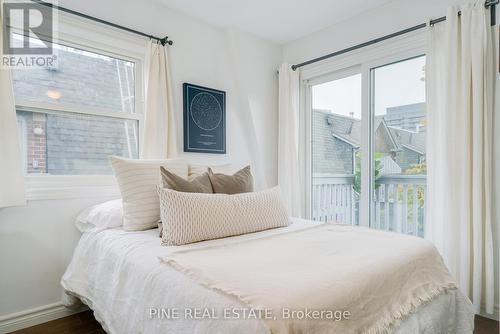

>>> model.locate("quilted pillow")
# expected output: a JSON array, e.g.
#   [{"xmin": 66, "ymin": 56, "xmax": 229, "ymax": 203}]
[
  {"xmin": 110, "ymin": 156, "xmax": 188, "ymax": 231},
  {"xmin": 158, "ymin": 187, "xmax": 289, "ymax": 245}
]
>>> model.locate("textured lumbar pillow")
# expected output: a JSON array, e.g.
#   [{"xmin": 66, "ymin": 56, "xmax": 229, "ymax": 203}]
[
  {"xmin": 158, "ymin": 187, "xmax": 289, "ymax": 245},
  {"xmin": 208, "ymin": 165, "xmax": 253, "ymax": 194},
  {"xmin": 110, "ymin": 156, "xmax": 188, "ymax": 231},
  {"xmin": 160, "ymin": 166, "xmax": 213, "ymax": 193}
]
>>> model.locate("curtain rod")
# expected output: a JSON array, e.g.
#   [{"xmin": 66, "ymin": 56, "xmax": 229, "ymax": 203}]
[
  {"xmin": 32, "ymin": 0, "xmax": 173, "ymax": 46},
  {"xmin": 291, "ymin": 0, "xmax": 498, "ymax": 71}
]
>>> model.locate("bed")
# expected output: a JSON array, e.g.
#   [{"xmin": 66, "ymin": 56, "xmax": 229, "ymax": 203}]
[{"xmin": 61, "ymin": 218, "xmax": 475, "ymax": 334}]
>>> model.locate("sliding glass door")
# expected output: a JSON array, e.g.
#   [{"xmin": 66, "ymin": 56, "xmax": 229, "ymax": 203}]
[
  {"xmin": 309, "ymin": 69, "xmax": 362, "ymax": 225},
  {"xmin": 307, "ymin": 52, "xmax": 427, "ymax": 237},
  {"xmin": 370, "ymin": 56, "xmax": 426, "ymax": 236}
]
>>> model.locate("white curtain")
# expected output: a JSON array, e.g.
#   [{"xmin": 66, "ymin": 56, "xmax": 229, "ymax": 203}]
[
  {"xmin": 0, "ymin": 1, "xmax": 26, "ymax": 208},
  {"xmin": 426, "ymin": 3, "xmax": 494, "ymax": 314},
  {"xmin": 141, "ymin": 41, "xmax": 177, "ymax": 159},
  {"xmin": 278, "ymin": 64, "xmax": 302, "ymax": 217}
]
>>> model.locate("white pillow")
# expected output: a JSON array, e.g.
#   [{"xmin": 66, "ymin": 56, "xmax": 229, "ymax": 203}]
[
  {"xmin": 158, "ymin": 186, "xmax": 290, "ymax": 245},
  {"xmin": 75, "ymin": 199, "xmax": 123, "ymax": 232},
  {"xmin": 110, "ymin": 156, "xmax": 189, "ymax": 231}
]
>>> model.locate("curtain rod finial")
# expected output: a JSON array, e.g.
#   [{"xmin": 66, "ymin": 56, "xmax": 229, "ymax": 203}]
[{"xmin": 159, "ymin": 37, "xmax": 173, "ymax": 46}]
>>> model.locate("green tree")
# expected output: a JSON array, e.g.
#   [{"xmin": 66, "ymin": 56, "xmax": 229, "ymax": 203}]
[{"xmin": 353, "ymin": 152, "xmax": 384, "ymax": 194}]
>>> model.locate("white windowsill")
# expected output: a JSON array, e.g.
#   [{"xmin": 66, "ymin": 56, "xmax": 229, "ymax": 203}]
[{"xmin": 25, "ymin": 175, "xmax": 120, "ymax": 201}]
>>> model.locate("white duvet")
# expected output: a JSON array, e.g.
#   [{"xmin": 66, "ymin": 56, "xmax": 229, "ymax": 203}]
[{"xmin": 61, "ymin": 219, "xmax": 475, "ymax": 334}]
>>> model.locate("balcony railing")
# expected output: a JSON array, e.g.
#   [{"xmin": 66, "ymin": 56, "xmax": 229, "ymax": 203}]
[
  {"xmin": 312, "ymin": 174, "xmax": 426, "ymax": 237},
  {"xmin": 312, "ymin": 174, "xmax": 357, "ymax": 225}
]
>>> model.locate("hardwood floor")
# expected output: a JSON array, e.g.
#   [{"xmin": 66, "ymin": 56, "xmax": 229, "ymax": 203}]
[
  {"xmin": 9, "ymin": 311, "xmax": 104, "ymax": 334},
  {"xmin": 9, "ymin": 310, "xmax": 500, "ymax": 334},
  {"xmin": 475, "ymin": 315, "xmax": 500, "ymax": 334}
]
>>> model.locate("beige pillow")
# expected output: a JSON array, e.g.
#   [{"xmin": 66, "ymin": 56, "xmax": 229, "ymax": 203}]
[
  {"xmin": 110, "ymin": 156, "xmax": 188, "ymax": 231},
  {"xmin": 159, "ymin": 187, "xmax": 289, "ymax": 245},
  {"xmin": 160, "ymin": 167, "xmax": 213, "ymax": 193},
  {"xmin": 188, "ymin": 164, "xmax": 234, "ymax": 180},
  {"xmin": 208, "ymin": 165, "xmax": 253, "ymax": 194}
]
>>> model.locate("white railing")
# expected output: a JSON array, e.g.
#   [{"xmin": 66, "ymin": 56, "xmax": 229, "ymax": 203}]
[
  {"xmin": 312, "ymin": 174, "xmax": 357, "ymax": 224},
  {"xmin": 312, "ymin": 174, "xmax": 426, "ymax": 237},
  {"xmin": 374, "ymin": 175, "xmax": 426, "ymax": 237}
]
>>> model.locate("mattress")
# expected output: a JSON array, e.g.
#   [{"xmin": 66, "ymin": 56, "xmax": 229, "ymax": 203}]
[{"xmin": 61, "ymin": 219, "xmax": 475, "ymax": 334}]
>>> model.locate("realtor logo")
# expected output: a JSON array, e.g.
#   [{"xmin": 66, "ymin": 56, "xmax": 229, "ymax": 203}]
[{"xmin": 2, "ymin": 0, "xmax": 57, "ymax": 68}]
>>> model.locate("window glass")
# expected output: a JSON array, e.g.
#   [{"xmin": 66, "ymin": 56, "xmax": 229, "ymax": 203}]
[
  {"xmin": 17, "ymin": 110, "xmax": 138, "ymax": 175},
  {"xmin": 11, "ymin": 35, "xmax": 139, "ymax": 175},
  {"xmin": 12, "ymin": 35, "xmax": 135, "ymax": 114},
  {"xmin": 371, "ymin": 56, "xmax": 426, "ymax": 236},
  {"xmin": 311, "ymin": 73, "xmax": 362, "ymax": 225}
]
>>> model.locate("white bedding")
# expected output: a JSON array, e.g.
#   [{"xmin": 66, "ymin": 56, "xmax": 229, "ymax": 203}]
[{"xmin": 61, "ymin": 219, "xmax": 475, "ymax": 334}]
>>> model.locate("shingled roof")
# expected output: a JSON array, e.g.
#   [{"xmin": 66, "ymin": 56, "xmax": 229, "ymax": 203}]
[
  {"xmin": 388, "ymin": 126, "xmax": 426, "ymax": 155},
  {"xmin": 319, "ymin": 111, "xmax": 401, "ymax": 152}
]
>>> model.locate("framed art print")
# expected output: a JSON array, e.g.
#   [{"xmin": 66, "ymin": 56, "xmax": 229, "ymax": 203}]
[{"xmin": 183, "ymin": 83, "xmax": 226, "ymax": 154}]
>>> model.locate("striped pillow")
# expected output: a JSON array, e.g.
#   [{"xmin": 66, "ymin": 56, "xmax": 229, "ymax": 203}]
[{"xmin": 110, "ymin": 156, "xmax": 188, "ymax": 231}]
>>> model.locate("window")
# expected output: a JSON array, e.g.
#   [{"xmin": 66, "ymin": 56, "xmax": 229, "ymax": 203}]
[
  {"xmin": 310, "ymin": 71, "xmax": 362, "ymax": 225},
  {"xmin": 12, "ymin": 35, "xmax": 141, "ymax": 175},
  {"xmin": 371, "ymin": 56, "xmax": 426, "ymax": 237},
  {"xmin": 304, "ymin": 36, "xmax": 426, "ymax": 236}
]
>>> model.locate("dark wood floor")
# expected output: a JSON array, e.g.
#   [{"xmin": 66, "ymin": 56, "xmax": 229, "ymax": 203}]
[
  {"xmin": 475, "ymin": 315, "xmax": 500, "ymax": 334},
  {"xmin": 9, "ymin": 310, "xmax": 500, "ymax": 334},
  {"xmin": 10, "ymin": 311, "xmax": 104, "ymax": 334}
]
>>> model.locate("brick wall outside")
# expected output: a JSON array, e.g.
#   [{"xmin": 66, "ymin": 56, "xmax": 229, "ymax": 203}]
[{"xmin": 25, "ymin": 112, "xmax": 47, "ymax": 174}]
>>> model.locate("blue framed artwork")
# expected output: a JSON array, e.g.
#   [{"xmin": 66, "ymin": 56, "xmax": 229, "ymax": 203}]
[{"xmin": 183, "ymin": 83, "xmax": 226, "ymax": 154}]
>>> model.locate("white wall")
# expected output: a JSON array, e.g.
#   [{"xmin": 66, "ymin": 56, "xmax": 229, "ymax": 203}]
[
  {"xmin": 284, "ymin": 0, "xmax": 499, "ymax": 319},
  {"xmin": 79, "ymin": 0, "xmax": 281, "ymax": 180},
  {"xmin": 55, "ymin": 0, "xmax": 282, "ymax": 188},
  {"xmin": 284, "ymin": 0, "xmax": 465, "ymax": 64},
  {"xmin": 0, "ymin": 197, "xmax": 114, "ymax": 316},
  {"xmin": 0, "ymin": 0, "xmax": 282, "ymax": 322}
]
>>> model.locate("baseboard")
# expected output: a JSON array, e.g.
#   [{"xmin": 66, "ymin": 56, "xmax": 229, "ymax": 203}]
[{"xmin": 0, "ymin": 302, "xmax": 88, "ymax": 334}]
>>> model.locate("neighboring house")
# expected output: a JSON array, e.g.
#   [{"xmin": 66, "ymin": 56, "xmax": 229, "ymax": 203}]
[
  {"xmin": 312, "ymin": 109, "xmax": 358, "ymax": 174},
  {"xmin": 312, "ymin": 103, "xmax": 426, "ymax": 175},
  {"xmin": 13, "ymin": 44, "xmax": 137, "ymax": 175},
  {"xmin": 388, "ymin": 126, "xmax": 426, "ymax": 171},
  {"xmin": 387, "ymin": 103, "xmax": 426, "ymax": 170}
]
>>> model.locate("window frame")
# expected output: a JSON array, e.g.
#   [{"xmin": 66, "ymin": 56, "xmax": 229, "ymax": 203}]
[
  {"xmin": 10, "ymin": 11, "xmax": 148, "ymax": 199},
  {"xmin": 301, "ymin": 31, "xmax": 426, "ymax": 227}
]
